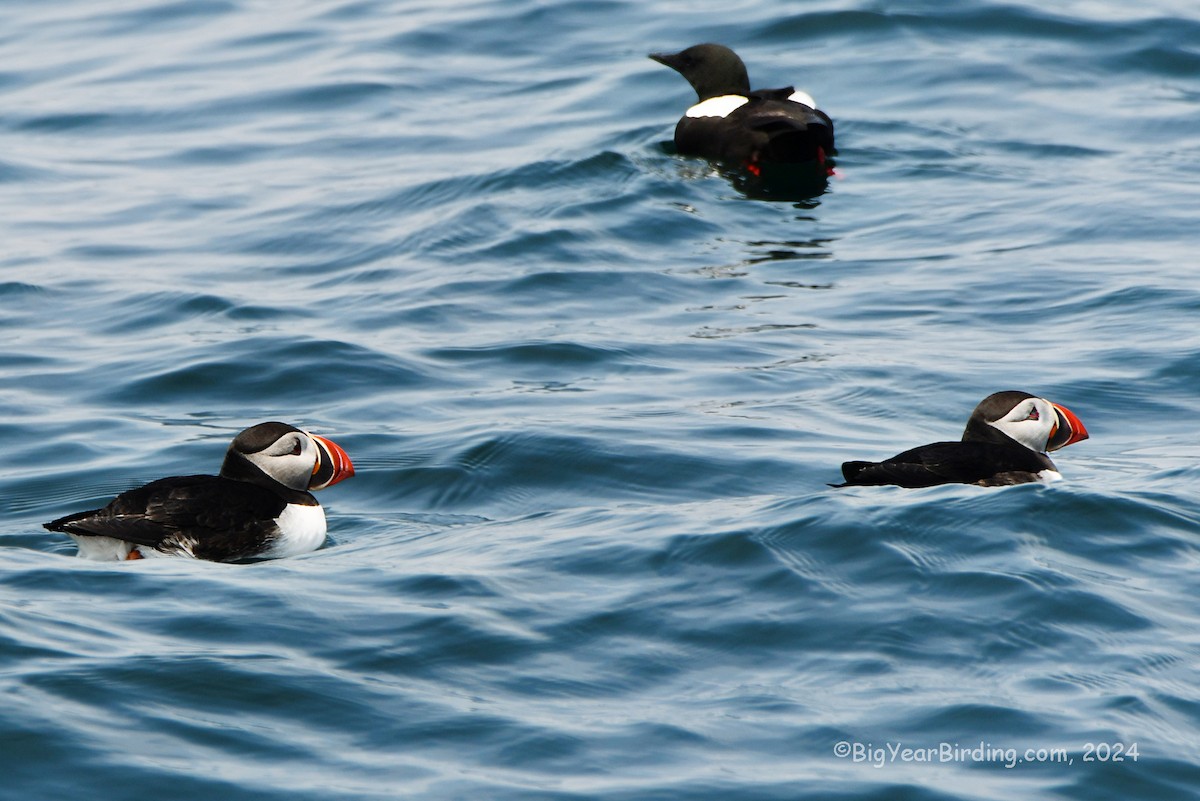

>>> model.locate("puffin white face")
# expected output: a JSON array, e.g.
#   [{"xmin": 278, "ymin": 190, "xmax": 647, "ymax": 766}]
[
  {"xmin": 243, "ymin": 429, "xmax": 321, "ymax": 491},
  {"xmin": 988, "ymin": 397, "xmax": 1057, "ymax": 452},
  {"xmin": 228, "ymin": 422, "xmax": 355, "ymax": 492}
]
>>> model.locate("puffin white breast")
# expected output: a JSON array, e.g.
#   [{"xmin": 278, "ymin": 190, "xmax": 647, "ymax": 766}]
[{"xmin": 264, "ymin": 504, "xmax": 328, "ymax": 558}]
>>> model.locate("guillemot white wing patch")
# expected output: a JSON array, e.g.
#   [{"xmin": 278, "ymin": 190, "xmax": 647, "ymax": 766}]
[
  {"xmin": 788, "ymin": 90, "xmax": 816, "ymax": 108},
  {"xmin": 262, "ymin": 503, "xmax": 327, "ymax": 558},
  {"xmin": 685, "ymin": 95, "xmax": 749, "ymax": 118}
]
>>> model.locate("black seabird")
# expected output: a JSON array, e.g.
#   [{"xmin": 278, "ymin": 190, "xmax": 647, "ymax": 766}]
[
  {"xmin": 45, "ymin": 422, "xmax": 354, "ymax": 561},
  {"xmin": 649, "ymin": 43, "xmax": 835, "ymax": 174},
  {"xmin": 835, "ymin": 391, "xmax": 1089, "ymax": 488}
]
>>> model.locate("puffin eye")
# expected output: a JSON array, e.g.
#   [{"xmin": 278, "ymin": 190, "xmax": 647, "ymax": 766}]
[
  {"xmin": 290, "ymin": 439, "xmax": 303, "ymax": 456},
  {"xmin": 1026, "ymin": 407, "xmax": 1039, "ymax": 421}
]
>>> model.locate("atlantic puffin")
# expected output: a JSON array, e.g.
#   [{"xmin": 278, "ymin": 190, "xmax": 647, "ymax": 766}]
[
  {"xmin": 835, "ymin": 391, "xmax": 1089, "ymax": 488},
  {"xmin": 45, "ymin": 422, "xmax": 354, "ymax": 561},
  {"xmin": 649, "ymin": 43, "xmax": 835, "ymax": 173}
]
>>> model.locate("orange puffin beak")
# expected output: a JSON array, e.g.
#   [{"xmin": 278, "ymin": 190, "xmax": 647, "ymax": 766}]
[
  {"xmin": 308, "ymin": 434, "xmax": 355, "ymax": 490},
  {"xmin": 1047, "ymin": 403, "xmax": 1089, "ymax": 452}
]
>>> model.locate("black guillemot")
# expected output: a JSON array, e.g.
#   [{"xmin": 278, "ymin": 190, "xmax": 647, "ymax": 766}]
[{"xmin": 650, "ymin": 43, "xmax": 835, "ymax": 175}]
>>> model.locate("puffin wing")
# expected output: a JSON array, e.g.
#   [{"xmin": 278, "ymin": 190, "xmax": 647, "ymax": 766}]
[
  {"xmin": 838, "ymin": 442, "xmax": 1042, "ymax": 488},
  {"xmin": 45, "ymin": 475, "xmax": 288, "ymax": 558},
  {"xmin": 44, "ymin": 508, "xmax": 176, "ymax": 547}
]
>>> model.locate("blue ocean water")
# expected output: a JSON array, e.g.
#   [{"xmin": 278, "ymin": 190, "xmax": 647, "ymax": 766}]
[{"xmin": 3, "ymin": 0, "xmax": 1200, "ymax": 798}]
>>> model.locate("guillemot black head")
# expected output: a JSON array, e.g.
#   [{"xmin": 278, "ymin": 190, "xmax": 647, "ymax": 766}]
[
  {"xmin": 221, "ymin": 422, "xmax": 354, "ymax": 493},
  {"xmin": 962, "ymin": 391, "xmax": 1089, "ymax": 454},
  {"xmin": 650, "ymin": 43, "xmax": 751, "ymax": 101}
]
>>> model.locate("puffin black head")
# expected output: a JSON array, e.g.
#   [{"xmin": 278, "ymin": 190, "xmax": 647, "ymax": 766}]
[
  {"xmin": 969, "ymin": 391, "xmax": 1036, "ymax": 426},
  {"xmin": 221, "ymin": 422, "xmax": 354, "ymax": 493},
  {"xmin": 650, "ymin": 43, "xmax": 751, "ymax": 101},
  {"xmin": 963, "ymin": 391, "xmax": 1089, "ymax": 454}
]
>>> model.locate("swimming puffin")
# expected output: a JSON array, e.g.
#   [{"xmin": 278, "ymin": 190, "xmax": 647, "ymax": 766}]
[
  {"xmin": 44, "ymin": 422, "xmax": 354, "ymax": 561},
  {"xmin": 835, "ymin": 391, "xmax": 1089, "ymax": 488},
  {"xmin": 649, "ymin": 43, "xmax": 835, "ymax": 174}
]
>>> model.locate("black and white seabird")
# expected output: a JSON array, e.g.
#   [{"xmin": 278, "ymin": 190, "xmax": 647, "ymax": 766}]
[
  {"xmin": 45, "ymin": 422, "xmax": 354, "ymax": 561},
  {"xmin": 835, "ymin": 391, "xmax": 1089, "ymax": 488},
  {"xmin": 649, "ymin": 43, "xmax": 835, "ymax": 174}
]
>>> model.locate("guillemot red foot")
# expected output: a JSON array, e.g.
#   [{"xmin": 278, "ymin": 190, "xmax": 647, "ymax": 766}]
[
  {"xmin": 834, "ymin": 391, "xmax": 1089, "ymax": 488},
  {"xmin": 44, "ymin": 422, "xmax": 354, "ymax": 562},
  {"xmin": 649, "ymin": 43, "xmax": 835, "ymax": 174}
]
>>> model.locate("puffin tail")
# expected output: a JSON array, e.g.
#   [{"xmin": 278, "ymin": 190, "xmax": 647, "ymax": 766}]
[{"xmin": 831, "ymin": 461, "xmax": 874, "ymax": 487}]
